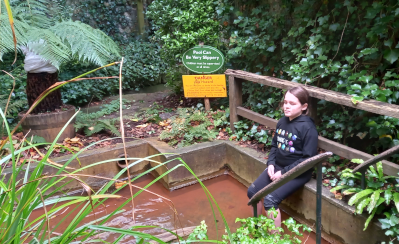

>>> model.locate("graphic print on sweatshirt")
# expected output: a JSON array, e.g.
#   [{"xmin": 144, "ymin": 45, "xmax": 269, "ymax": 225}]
[{"xmin": 277, "ymin": 128, "xmax": 297, "ymax": 153}]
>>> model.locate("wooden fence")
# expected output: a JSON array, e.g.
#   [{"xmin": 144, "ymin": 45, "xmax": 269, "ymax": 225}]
[{"xmin": 225, "ymin": 69, "xmax": 399, "ymax": 176}]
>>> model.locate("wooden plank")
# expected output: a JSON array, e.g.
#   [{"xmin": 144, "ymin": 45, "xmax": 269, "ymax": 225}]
[
  {"xmin": 236, "ymin": 107, "xmax": 399, "ymax": 176},
  {"xmin": 228, "ymin": 76, "xmax": 242, "ymax": 132},
  {"xmin": 237, "ymin": 107, "xmax": 277, "ymax": 128},
  {"xmin": 225, "ymin": 69, "xmax": 399, "ymax": 119}
]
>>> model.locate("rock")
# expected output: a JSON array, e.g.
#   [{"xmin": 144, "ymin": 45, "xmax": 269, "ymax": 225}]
[{"xmin": 159, "ymin": 112, "xmax": 175, "ymax": 120}]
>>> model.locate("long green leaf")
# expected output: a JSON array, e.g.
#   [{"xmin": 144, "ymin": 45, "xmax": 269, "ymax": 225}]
[
  {"xmin": 384, "ymin": 188, "xmax": 393, "ymax": 205},
  {"xmin": 364, "ymin": 198, "xmax": 385, "ymax": 230},
  {"xmin": 376, "ymin": 161, "xmax": 384, "ymax": 180},
  {"xmin": 367, "ymin": 190, "xmax": 382, "ymax": 214},
  {"xmin": 393, "ymin": 192, "xmax": 399, "ymax": 213},
  {"xmin": 348, "ymin": 189, "xmax": 374, "ymax": 206},
  {"xmin": 330, "ymin": 185, "xmax": 350, "ymax": 192},
  {"xmin": 356, "ymin": 197, "xmax": 371, "ymax": 214}
]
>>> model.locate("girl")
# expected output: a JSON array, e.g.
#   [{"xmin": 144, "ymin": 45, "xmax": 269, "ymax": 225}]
[{"xmin": 247, "ymin": 86, "xmax": 318, "ymax": 227}]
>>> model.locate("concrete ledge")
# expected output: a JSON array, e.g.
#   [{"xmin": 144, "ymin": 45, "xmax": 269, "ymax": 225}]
[{"xmin": 3, "ymin": 138, "xmax": 390, "ymax": 243}]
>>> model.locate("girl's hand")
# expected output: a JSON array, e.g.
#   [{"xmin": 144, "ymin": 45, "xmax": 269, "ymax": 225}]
[
  {"xmin": 267, "ymin": 165, "xmax": 275, "ymax": 179},
  {"xmin": 271, "ymin": 171, "xmax": 282, "ymax": 181}
]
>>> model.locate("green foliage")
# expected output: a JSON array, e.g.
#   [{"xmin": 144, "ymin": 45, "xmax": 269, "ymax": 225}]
[
  {"xmin": 159, "ymin": 107, "xmax": 227, "ymax": 148},
  {"xmin": 331, "ymin": 161, "xmax": 399, "ymax": 234},
  {"xmin": 224, "ymin": 209, "xmax": 311, "ymax": 243},
  {"xmin": 147, "ymin": 0, "xmax": 223, "ymax": 66},
  {"xmin": 215, "ymin": 0, "xmax": 399, "ymax": 160},
  {"xmin": 122, "ymin": 40, "xmax": 168, "ymax": 88},
  {"xmin": 74, "ymin": 99, "xmax": 127, "ymax": 136},
  {"xmin": 67, "ymin": 0, "xmax": 139, "ymax": 45},
  {"xmin": 230, "ymin": 120, "xmax": 272, "ymax": 145},
  {"xmin": 60, "ymin": 40, "xmax": 167, "ymax": 106},
  {"xmin": 0, "ymin": 0, "xmax": 120, "ymax": 68}
]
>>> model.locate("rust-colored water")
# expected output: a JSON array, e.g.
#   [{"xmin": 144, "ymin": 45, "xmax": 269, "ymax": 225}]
[{"xmin": 32, "ymin": 174, "xmax": 328, "ymax": 243}]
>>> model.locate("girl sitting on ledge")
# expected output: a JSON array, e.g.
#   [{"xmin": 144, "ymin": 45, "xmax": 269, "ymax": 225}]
[{"xmin": 247, "ymin": 86, "xmax": 318, "ymax": 227}]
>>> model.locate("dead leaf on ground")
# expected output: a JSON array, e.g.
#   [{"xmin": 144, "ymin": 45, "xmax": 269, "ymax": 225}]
[
  {"xmin": 115, "ymin": 181, "xmax": 127, "ymax": 189},
  {"xmin": 136, "ymin": 124, "xmax": 148, "ymax": 128}
]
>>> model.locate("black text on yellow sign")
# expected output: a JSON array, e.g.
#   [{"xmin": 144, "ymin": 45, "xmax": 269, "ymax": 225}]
[{"xmin": 182, "ymin": 74, "xmax": 227, "ymax": 98}]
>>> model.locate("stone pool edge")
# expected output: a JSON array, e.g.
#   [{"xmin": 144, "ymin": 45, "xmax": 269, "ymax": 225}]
[{"xmin": 2, "ymin": 138, "xmax": 389, "ymax": 244}]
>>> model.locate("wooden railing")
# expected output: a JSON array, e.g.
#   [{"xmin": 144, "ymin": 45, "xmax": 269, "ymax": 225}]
[
  {"xmin": 225, "ymin": 69, "xmax": 399, "ymax": 244},
  {"xmin": 225, "ymin": 69, "xmax": 399, "ymax": 176}
]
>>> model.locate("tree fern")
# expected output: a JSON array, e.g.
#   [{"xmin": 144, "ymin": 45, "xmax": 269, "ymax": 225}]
[
  {"xmin": 50, "ymin": 21, "xmax": 120, "ymax": 67},
  {"xmin": 0, "ymin": 0, "xmax": 120, "ymax": 67},
  {"xmin": 8, "ymin": 0, "xmax": 55, "ymax": 28}
]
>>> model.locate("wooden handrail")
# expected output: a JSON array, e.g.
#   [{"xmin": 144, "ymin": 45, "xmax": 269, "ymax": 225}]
[
  {"xmin": 225, "ymin": 69, "xmax": 399, "ymax": 119},
  {"xmin": 247, "ymin": 152, "xmax": 333, "ymax": 206},
  {"xmin": 236, "ymin": 106, "xmax": 399, "ymax": 176},
  {"xmin": 353, "ymin": 144, "xmax": 399, "ymax": 173}
]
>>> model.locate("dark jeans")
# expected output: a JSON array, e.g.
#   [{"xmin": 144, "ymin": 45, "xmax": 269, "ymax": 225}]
[{"xmin": 247, "ymin": 165, "xmax": 312, "ymax": 210}]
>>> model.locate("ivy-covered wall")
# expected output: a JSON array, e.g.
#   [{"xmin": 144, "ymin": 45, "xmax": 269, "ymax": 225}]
[{"xmin": 66, "ymin": 0, "xmax": 149, "ymax": 44}]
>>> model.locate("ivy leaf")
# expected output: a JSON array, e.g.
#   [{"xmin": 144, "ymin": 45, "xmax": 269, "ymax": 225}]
[
  {"xmin": 365, "ymin": 7, "xmax": 380, "ymax": 19},
  {"xmin": 379, "ymin": 218, "xmax": 391, "ymax": 229},
  {"xmin": 267, "ymin": 46, "xmax": 276, "ymax": 52},
  {"xmin": 389, "ymin": 215, "xmax": 399, "ymax": 226},
  {"xmin": 317, "ymin": 16, "xmax": 329, "ymax": 25},
  {"xmin": 395, "ymin": 8, "xmax": 399, "ymax": 16},
  {"xmin": 384, "ymin": 49, "xmax": 399, "ymax": 64},
  {"xmin": 318, "ymin": 55, "xmax": 328, "ymax": 61},
  {"xmin": 351, "ymin": 84, "xmax": 362, "ymax": 90},
  {"xmin": 384, "ymin": 39, "xmax": 393, "ymax": 47},
  {"xmin": 359, "ymin": 48, "xmax": 378, "ymax": 57},
  {"xmin": 329, "ymin": 23, "xmax": 340, "ymax": 31},
  {"xmin": 351, "ymin": 96, "xmax": 364, "ymax": 104},
  {"xmin": 359, "ymin": 75, "xmax": 373, "ymax": 83}
]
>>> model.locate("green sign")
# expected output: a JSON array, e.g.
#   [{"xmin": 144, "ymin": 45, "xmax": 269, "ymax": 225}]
[{"xmin": 182, "ymin": 45, "xmax": 224, "ymax": 74}]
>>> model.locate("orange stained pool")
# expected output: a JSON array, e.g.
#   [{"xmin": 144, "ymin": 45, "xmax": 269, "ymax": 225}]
[{"xmin": 32, "ymin": 174, "xmax": 329, "ymax": 243}]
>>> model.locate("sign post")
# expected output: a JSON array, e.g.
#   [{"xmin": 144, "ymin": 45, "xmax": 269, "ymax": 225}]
[{"xmin": 182, "ymin": 44, "xmax": 226, "ymax": 110}]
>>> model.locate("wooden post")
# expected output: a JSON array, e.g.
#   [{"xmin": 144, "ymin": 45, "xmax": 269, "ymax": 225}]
[
  {"xmin": 204, "ymin": 97, "xmax": 211, "ymax": 111},
  {"xmin": 308, "ymin": 97, "xmax": 318, "ymax": 124},
  {"xmin": 229, "ymin": 76, "xmax": 243, "ymax": 132},
  {"xmin": 136, "ymin": 0, "xmax": 145, "ymax": 36}
]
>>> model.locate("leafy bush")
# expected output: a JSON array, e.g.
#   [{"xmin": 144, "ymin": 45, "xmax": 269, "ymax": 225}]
[
  {"xmin": 122, "ymin": 40, "xmax": 168, "ymax": 88},
  {"xmin": 331, "ymin": 160, "xmax": 399, "ymax": 240},
  {"xmin": 0, "ymin": 57, "xmax": 28, "ymax": 128},
  {"xmin": 186, "ymin": 209, "xmax": 312, "ymax": 244},
  {"xmin": 60, "ymin": 40, "xmax": 168, "ymax": 106},
  {"xmin": 60, "ymin": 61, "xmax": 122, "ymax": 106},
  {"xmin": 215, "ymin": 0, "xmax": 399, "ymax": 160},
  {"xmin": 160, "ymin": 107, "xmax": 228, "ymax": 148},
  {"xmin": 230, "ymin": 120, "xmax": 272, "ymax": 145},
  {"xmin": 147, "ymin": 0, "xmax": 223, "ymax": 66}
]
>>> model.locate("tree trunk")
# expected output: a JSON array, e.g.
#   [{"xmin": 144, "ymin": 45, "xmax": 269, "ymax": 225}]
[{"xmin": 26, "ymin": 72, "xmax": 62, "ymax": 114}]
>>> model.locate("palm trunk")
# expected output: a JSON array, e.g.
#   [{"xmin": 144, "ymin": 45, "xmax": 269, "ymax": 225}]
[{"xmin": 26, "ymin": 72, "xmax": 62, "ymax": 113}]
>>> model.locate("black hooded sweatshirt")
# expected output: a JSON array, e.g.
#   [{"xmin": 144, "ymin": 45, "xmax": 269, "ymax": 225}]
[{"xmin": 267, "ymin": 115, "xmax": 318, "ymax": 174}]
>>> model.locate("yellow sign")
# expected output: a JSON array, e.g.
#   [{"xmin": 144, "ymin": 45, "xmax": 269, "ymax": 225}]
[{"xmin": 182, "ymin": 74, "xmax": 227, "ymax": 98}]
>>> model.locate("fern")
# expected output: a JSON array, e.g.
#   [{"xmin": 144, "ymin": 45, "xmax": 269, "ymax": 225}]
[
  {"xmin": 75, "ymin": 99, "xmax": 126, "ymax": 136},
  {"xmin": 77, "ymin": 118, "xmax": 120, "ymax": 137},
  {"xmin": 159, "ymin": 108, "xmax": 220, "ymax": 147},
  {"xmin": 0, "ymin": 0, "xmax": 120, "ymax": 67}
]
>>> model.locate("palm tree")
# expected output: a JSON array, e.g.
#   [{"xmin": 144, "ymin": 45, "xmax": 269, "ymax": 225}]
[{"xmin": 0, "ymin": 0, "xmax": 120, "ymax": 113}]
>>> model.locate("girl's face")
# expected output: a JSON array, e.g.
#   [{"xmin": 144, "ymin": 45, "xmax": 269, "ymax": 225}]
[{"xmin": 283, "ymin": 91, "xmax": 308, "ymax": 120}]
